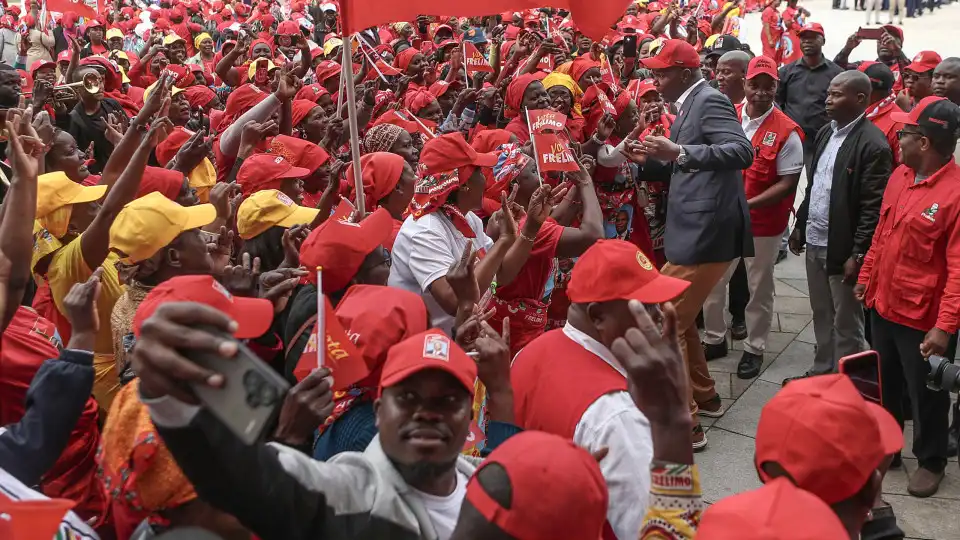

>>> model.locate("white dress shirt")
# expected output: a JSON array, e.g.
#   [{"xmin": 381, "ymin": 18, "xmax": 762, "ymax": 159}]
[
  {"xmin": 563, "ymin": 323, "xmax": 654, "ymax": 540},
  {"xmin": 806, "ymin": 115, "xmax": 863, "ymax": 247},
  {"xmin": 675, "ymin": 78, "xmax": 707, "ymax": 110}
]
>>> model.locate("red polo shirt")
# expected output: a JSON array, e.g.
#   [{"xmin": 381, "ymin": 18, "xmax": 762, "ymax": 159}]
[{"xmin": 858, "ymin": 160, "xmax": 960, "ymax": 333}]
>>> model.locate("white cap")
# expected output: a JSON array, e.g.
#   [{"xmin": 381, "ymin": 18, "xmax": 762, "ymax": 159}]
[{"xmin": 319, "ymin": 2, "xmax": 338, "ymax": 12}]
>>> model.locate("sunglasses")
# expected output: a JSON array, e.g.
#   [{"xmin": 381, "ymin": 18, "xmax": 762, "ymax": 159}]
[{"xmin": 896, "ymin": 129, "xmax": 924, "ymax": 140}]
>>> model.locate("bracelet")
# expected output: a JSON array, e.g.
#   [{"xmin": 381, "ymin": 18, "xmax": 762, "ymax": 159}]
[{"xmin": 519, "ymin": 231, "xmax": 536, "ymax": 243}]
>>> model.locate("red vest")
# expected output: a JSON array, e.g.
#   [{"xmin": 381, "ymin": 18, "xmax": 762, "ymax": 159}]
[
  {"xmin": 512, "ymin": 329, "xmax": 627, "ymax": 439},
  {"xmin": 736, "ymin": 104, "xmax": 803, "ymax": 237},
  {"xmin": 512, "ymin": 329, "xmax": 627, "ymax": 540}
]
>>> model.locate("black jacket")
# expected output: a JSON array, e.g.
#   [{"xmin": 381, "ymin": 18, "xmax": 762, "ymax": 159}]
[{"xmin": 794, "ymin": 116, "xmax": 893, "ymax": 275}]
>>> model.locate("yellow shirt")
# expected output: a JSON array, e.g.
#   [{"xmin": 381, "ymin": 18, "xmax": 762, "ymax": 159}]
[{"xmin": 47, "ymin": 235, "xmax": 126, "ymax": 410}]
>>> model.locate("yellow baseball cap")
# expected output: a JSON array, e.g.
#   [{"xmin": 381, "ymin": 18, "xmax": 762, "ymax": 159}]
[
  {"xmin": 323, "ymin": 38, "xmax": 343, "ymax": 57},
  {"xmin": 163, "ymin": 33, "xmax": 186, "ymax": 46},
  {"xmin": 247, "ymin": 59, "xmax": 279, "ymax": 82},
  {"xmin": 237, "ymin": 189, "xmax": 320, "ymax": 240},
  {"xmin": 37, "ymin": 172, "xmax": 107, "ymax": 219},
  {"xmin": 109, "ymin": 192, "xmax": 217, "ymax": 264},
  {"xmin": 106, "ymin": 28, "xmax": 124, "ymax": 41},
  {"xmin": 142, "ymin": 81, "xmax": 185, "ymax": 102}
]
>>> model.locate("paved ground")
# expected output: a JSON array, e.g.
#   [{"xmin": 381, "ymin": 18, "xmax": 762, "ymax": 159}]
[{"xmin": 695, "ymin": 2, "xmax": 960, "ymax": 538}]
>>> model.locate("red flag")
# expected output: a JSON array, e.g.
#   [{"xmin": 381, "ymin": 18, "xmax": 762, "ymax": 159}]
[
  {"xmin": 463, "ymin": 41, "xmax": 494, "ymax": 75},
  {"xmin": 46, "ymin": 0, "xmax": 99, "ymax": 19},
  {"xmin": 594, "ymin": 86, "xmax": 617, "ymax": 115},
  {"xmin": 533, "ymin": 132, "xmax": 579, "ymax": 172},
  {"xmin": 527, "ymin": 109, "xmax": 568, "ymax": 134},
  {"xmin": 339, "ymin": 0, "xmax": 632, "ymax": 42},
  {"xmin": 294, "ymin": 296, "xmax": 369, "ymax": 391},
  {"xmin": 537, "ymin": 54, "xmax": 553, "ymax": 71}
]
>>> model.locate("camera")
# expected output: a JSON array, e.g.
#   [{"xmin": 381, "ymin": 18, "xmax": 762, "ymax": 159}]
[{"xmin": 925, "ymin": 355, "xmax": 960, "ymax": 393}]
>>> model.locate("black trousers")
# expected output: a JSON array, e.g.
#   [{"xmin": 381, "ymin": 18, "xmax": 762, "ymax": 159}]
[{"xmin": 871, "ymin": 311, "xmax": 955, "ymax": 471}]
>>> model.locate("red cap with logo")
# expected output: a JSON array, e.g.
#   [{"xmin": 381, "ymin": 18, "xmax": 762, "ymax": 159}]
[
  {"xmin": 299, "ymin": 208, "xmax": 393, "ymax": 293},
  {"xmin": 628, "ymin": 78, "xmax": 658, "ymax": 99},
  {"xmin": 236, "ymin": 153, "xmax": 312, "ymax": 198},
  {"xmin": 465, "ymin": 431, "xmax": 608, "ymax": 540},
  {"xmin": 698, "ymin": 477, "xmax": 848, "ymax": 539},
  {"xmin": 797, "ymin": 22, "xmax": 825, "ymax": 37},
  {"xmin": 891, "ymin": 96, "xmax": 960, "ymax": 135},
  {"xmin": 905, "ymin": 50, "xmax": 942, "ymax": 74},
  {"xmin": 335, "ymin": 285, "xmax": 428, "ymax": 375},
  {"xmin": 755, "ymin": 374, "xmax": 903, "ymax": 504},
  {"xmin": 640, "ymin": 39, "xmax": 700, "ymax": 69},
  {"xmin": 567, "ymin": 240, "xmax": 691, "ymax": 304},
  {"xmin": 132, "ymin": 275, "xmax": 274, "ymax": 339},
  {"xmin": 746, "ymin": 56, "xmax": 779, "ymax": 80},
  {"xmin": 379, "ymin": 330, "xmax": 477, "ymax": 395}
]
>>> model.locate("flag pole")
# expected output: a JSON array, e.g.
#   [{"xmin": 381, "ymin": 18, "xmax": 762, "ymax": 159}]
[
  {"xmin": 342, "ymin": 35, "xmax": 366, "ymax": 217},
  {"xmin": 316, "ymin": 266, "xmax": 324, "ymax": 369},
  {"xmin": 359, "ymin": 45, "xmax": 390, "ymax": 84},
  {"xmin": 524, "ymin": 109, "xmax": 543, "ymax": 186},
  {"xmin": 404, "ymin": 108, "xmax": 438, "ymax": 139},
  {"xmin": 462, "ymin": 42, "xmax": 469, "ymax": 89}
]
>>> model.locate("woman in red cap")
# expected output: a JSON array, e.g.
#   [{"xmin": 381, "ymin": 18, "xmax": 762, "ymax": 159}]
[{"xmin": 270, "ymin": 134, "xmax": 341, "ymax": 210}]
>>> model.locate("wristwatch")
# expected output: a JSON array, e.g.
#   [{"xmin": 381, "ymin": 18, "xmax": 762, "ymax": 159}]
[
  {"xmin": 854, "ymin": 253, "xmax": 866, "ymax": 265},
  {"xmin": 676, "ymin": 146, "xmax": 688, "ymax": 167}
]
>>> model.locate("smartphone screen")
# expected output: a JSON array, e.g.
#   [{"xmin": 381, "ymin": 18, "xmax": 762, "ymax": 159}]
[
  {"xmin": 623, "ymin": 35, "xmax": 638, "ymax": 58},
  {"xmin": 856, "ymin": 27, "xmax": 884, "ymax": 40},
  {"xmin": 839, "ymin": 351, "xmax": 881, "ymax": 405}
]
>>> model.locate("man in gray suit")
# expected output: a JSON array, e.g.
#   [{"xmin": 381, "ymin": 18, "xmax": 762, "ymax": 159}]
[{"xmin": 627, "ymin": 39, "xmax": 755, "ymax": 450}]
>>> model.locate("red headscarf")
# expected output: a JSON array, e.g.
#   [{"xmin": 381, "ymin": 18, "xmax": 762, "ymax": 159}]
[
  {"xmin": 291, "ymin": 99, "xmax": 320, "ymax": 127},
  {"xmin": 156, "ymin": 128, "xmax": 194, "ymax": 167},
  {"xmin": 394, "ymin": 47, "xmax": 419, "ymax": 72},
  {"xmin": 182, "ymin": 85, "xmax": 216, "ymax": 109},
  {"xmin": 471, "ymin": 129, "xmax": 514, "ymax": 153},
  {"xmin": 269, "ymin": 134, "xmax": 330, "ymax": 174},
  {"xmin": 404, "ymin": 88, "xmax": 436, "ymax": 114},
  {"xmin": 248, "ymin": 37, "xmax": 275, "ymax": 57},
  {"xmin": 313, "ymin": 61, "xmax": 341, "ymax": 85},
  {"xmin": 504, "ymin": 73, "xmax": 545, "ymax": 118},
  {"xmin": 569, "ymin": 56, "xmax": 601, "ymax": 89},
  {"xmin": 346, "ymin": 152, "xmax": 407, "ymax": 212}
]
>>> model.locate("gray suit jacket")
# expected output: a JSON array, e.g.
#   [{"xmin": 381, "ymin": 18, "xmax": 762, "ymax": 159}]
[{"xmin": 644, "ymin": 82, "xmax": 755, "ymax": 265}]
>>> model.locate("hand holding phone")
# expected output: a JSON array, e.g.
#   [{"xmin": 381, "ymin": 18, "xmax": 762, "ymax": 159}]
[
  {"xmin": 855, "ymin": 27, "xmax": 884, "ymax": 40},
  {"xmin": 839, "ymin": 351, "xmax": 882, "ymax": 405}
]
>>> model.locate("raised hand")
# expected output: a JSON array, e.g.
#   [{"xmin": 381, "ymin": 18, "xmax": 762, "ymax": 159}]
[
  {"xmin": 259, "ymin": 267, "xmax": 308, "ymax": 313},
  {"xmin": 220, "ymin": 252, "xmax": 262, "ymax": 297},
  {"xmin": 273, "ymin": 367, "xmax": 334, "ymax": 446},
  {"xmin": 446, "ymin": 242, "xmax": 480, "ymax": 308}
]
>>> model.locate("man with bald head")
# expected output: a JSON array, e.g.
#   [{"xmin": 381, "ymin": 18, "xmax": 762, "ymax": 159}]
[
  {"xmin": 715, "ymin": 50, "xmax": 751, "ymax": 105},
  {"xmin": 788, "ymin": 70, "xmax": 893, "ymax": 379}
]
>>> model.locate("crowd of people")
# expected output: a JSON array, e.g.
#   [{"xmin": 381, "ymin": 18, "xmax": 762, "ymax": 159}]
[{"xmin": 0, "ymin": 0, "xmax": 957, "ymax": 538}]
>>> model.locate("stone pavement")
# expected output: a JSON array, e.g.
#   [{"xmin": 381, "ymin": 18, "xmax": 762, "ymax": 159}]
[{"xmin": 694, "ymin": 251, "xmax": 960, "ymax": 540}]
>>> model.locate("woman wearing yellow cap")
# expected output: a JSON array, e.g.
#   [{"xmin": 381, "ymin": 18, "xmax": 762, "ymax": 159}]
[
  {"xmin": 32, "ymin": 88, "xmax": 174, "ymax": 411},
  {"xmin": 237, "ymin": 189, "xmax": 321, "ymax": 273}
]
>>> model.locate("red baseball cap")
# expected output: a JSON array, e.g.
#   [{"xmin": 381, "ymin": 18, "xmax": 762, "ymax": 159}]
[
  {"xmin": 465, "ymin": 431, "xmax": 608, "ymax": 540},
  {"xmin": 29, "ymin": 60, "xmax": 55, "ymax": 77},
  {"xmin": 797, "ymin": 22, "xmax": 825, "ymax": 37},
  {"xmin": 628, "ymin": 78, "xmax": 658, "ymax": 99},
  {"xmin": 891, "ymin": 96, "xmax": 960, "ymax": 135},
  {"xmin": 236, "ymin": 153, "xmax": 312, "ymax": 198},
  {"xmin": 880, "ymin": 24, "xmax": 904, "ymax": 43},
  {"xmin": 379, "ymin": 329, "xmax": 477, "ymax": 395},
  {"xmin": 335, "ymin": 285, "xmax": 428, "ymax": 373},
  {"xmin": 299, "ymin": 207, "xmax": 393, "ymax": 293},
  {"xmin": 905, "ymin": 50, "xmax": 942, "ymax": 74},
  {"xmin": 755, "ymin": 374, "xmax": 903, "ymax": 504},
  {"xmin": 698, "ymin": 477, "xmax": 848, "ymax": 539},
  {"xmin": 132, "ymin": 275, "xmax": 274, "ymax": 339},
  {"xmin": 746, "ymin": 55, "xmax": 779, "ymax": 80},
  {"xmin": 640, "ymin": 39, "xmax": 700, "ymax": 69},
  {"xmin": 567, "ymin": 240, "xmax": 690, "ymax": 304}
]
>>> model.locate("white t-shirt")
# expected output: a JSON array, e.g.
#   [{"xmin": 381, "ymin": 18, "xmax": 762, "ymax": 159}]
[
  {"xmin": 0, "ymin": 465, "xmax": 99, "ymax": 539},
  {"xmin": 388, "ymin": 212, "xmax": 493, "ymax": 335},
  {"xmin": 408, "ymin": 470, "xmax": 468, "ymax": 540}
]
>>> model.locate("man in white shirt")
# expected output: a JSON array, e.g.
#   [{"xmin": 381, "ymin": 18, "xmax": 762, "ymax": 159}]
[
  {"xmin": 704, "ymin": 56, "xmax": 805, "ymax": 380},
  {"xmin": 511, "ymin": 239, "xmax": 691, "ymax": 539}
]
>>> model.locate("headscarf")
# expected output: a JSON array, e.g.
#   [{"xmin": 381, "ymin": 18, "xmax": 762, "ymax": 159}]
[
  {"xmin": 471, "ymin": 129, "xmax": 514, "ymax": 154},
  {"xmin": 543, "ymin": 72, "xmax": 584, "ymax": 116},
  {"xmin": 182, "ymin": 85, "xmax": 216, "ymax": 109},
  {"xmin": 504, "ymin": 73, "xmax": 545, "ymax": 119},
  {"xmin": 363, "ymin": 123, "xmax": 404, "ymax": 154},
  {"xmin": 193, "ymin": 32, "xmax": 212, "ymax": 51},
  {"xmin": 613, "ymin": 91, "xmax": 633, "ymax": 118},
  {"xmin": 221, "ymin": 83, "xmax": 268, "ymax": 129},
  {"xmin": 99, "ymin": 381, "xmax": 197, "ymax": 538},
  {"xmin": 394, "ymin": 47, "xmax": 419, "ymax": 72},
  {"xmin": 569, "ymin": 55, "xmax": 601, "ymax": 89},
  {"xmin": 136, "ymin": 167, "xmax": 184, "ymax": 200},
  {"xmin": 248, "ymin": 37, "xmax": 275, "ymax": 57},
  {"xmin": 296, "ymin": 84, "xmax": 330, "ymax": 103},
  {"xmin": 484, "ymin": 143, "xmax": 531, "ymax": 204},
  {"xmin": 346, "ymin": 152, "xmax": 407, "ymax": 212},
  {"xmin": 404, "ymin": 88, "xmax": 436, "ymax": 115},
  {"xmin": 291, "ymin": 99, "xmax": 320, "ymax": 127}
]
